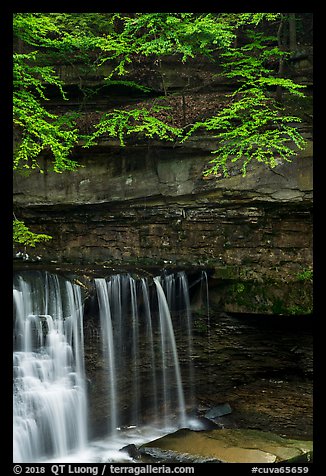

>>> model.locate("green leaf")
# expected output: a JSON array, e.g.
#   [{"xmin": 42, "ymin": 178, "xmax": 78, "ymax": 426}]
[
  {"xmin": 13, "ymin": 219, "xmax": 52, "ymax": 247},
  {"xmin": 84, "ymin": 107, "xmax": 182, "ymax": 147}
]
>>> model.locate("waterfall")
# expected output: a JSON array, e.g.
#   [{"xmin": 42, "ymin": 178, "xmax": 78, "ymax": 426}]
[
  {"xmin": 130, "ymin": 277, "xmax": 140, "ymax": 426},
  {"xmin": 93, "ymin": 273, "xmax": 191, "ymax": 431},
  {"xmin": 13, "ymin": 272, "xmax": 88, "ymax": 463},
  {"xmin": 13, "ymin": 269, "xmax": 206, "ymax": 462},
  {"xmin": 178, "ymin": 271, "xmax": 195, "ymax": 408},
  {"xmin": 154, "ymin": 277, "xmax": 187, "ymax": 428},
  {"xmin": 95, "ymin": 278, "xmax": 118, "ymax": 435},
  {"xmin": 141, "ymin": 278, "xmax": 158, "ymax": 422}
]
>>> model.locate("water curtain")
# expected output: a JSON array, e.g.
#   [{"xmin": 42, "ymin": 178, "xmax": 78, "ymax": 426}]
[
  {"xmin": 13, "ymin": 272, "xmax": 87, "ymax": 462},
  {"xmin": 13, "ymin": 270, "xmax": 207, "ymax": 462}
]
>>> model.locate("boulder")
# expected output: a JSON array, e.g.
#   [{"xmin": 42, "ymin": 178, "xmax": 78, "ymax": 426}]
[
  {"xmin": 119, "ymin": 444, "xmax": 141, "ymax": 459},
  {"xmin": 205, "ymin": 403, "xmax": 232, "ymax": 419}
]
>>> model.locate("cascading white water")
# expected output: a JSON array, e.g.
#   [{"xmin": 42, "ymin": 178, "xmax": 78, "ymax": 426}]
[
  {"xmin": 178, "ymin": 271, "xmax": 195, "ymax": 407},
  {"xmin": 141, "ymin": 278, "xmax": 158, "ymax": 421},
  {"xmin": 94, "ymin": 273, "xmax": 191, "ymax": 431},
  {"xmin": 14, "ymin": 269, "xmax": 208, "ymax": 462},
  {"xmin": 154, "ymin": 277, "xmax": 187, "ymax": 428},
  {"xmin": 130, "ymin": 277, "xmax": 141, "ymax": 426},
  {"xmin": 13, "ymin": 272, "xmax": 88, "ymax": 463},
  {"xmin": 95, "ymin": 278, "xmax": 118, "ymax": 436},
  {"xmin": 160, "ymin": 272, "xmax": 195, "ymax": 407}
]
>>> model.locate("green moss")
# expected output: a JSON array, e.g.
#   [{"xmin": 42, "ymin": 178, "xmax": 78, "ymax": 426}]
[
  {"xmin": 296, "ymin": 268, "xmax": 313, "ymax": 282},
  {"xmin": 234, "ymin": 283, "xmax": 245, "ymax": 293},
  {"xmin": 272, "ymin": 299, "xmax": 312, "ymax": 315},
  {"xmin": 212, "ymin": 266, "xmax": 240, "ymax": 280},
  {"xmin": 193, "ymin": 317, "xmax": 209, "ymax": 335},
  {"xmin": 227, "ymin": 281, "xmax": 268, "ymax": 311},
  {"xmin": 271, "ymin": 299, "xmax": 286, "ymax": 315},
  {"xmin": 225, "ymin": 278, "xmax": 313, "ymax": 315}
]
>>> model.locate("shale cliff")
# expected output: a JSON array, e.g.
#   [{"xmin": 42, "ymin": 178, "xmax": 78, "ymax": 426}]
[{"xmin": 13, "ymin": 40, "xmax": 313, "ymax": 315}]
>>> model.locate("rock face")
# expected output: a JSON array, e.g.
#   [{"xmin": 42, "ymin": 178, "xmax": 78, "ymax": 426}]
[
  {"xmin": 13, "ymin": 21, "xmax": 313, "ymax": 461},
  {"xmin": 13, "ymin": 144, "xmax": 313, "ymax": 314},
  {"xmin": 82, "ymin": 302, "xmax": 312, "ymax": 441},
  {"xmin": 190, "ymin": 311, "xmax": 312, "ymax": 440},
  {"xmin": 13, "ymin": 40, "xmax": 313, "ymax": 314}
]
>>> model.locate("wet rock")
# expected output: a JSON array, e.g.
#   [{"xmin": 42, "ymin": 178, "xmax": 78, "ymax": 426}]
[
  {"xmin": 140, "ymin": 428, "xmax": 313, "ymax": 464},
  {"xmin": 13, "ymin": 149, "xmax": 313, "ymax": 315},
  {"xmin": 284, "ymin": 451, "xmax": 313, "ymax": 463},
  {"xmin": 139, "ymin": 446, "xmax": 221, "ymax": 463},
  {"xmin": 119, "ymin": 444, "xmax": 141, "ymax": 459},
  {"xmin": 186, "ymin": 415, "xmax": 222, "ymax": 431},
  {"xmin": 205, "ymin": 403, "xmax": 232, "ymax": 419}
]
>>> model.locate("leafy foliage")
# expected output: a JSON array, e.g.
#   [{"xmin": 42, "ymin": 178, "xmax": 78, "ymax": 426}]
[
  {"xmin": 84, "ymin": 106, "xmax": 182, "ymax": 147},
  {"xmin": 13, "ymin": 13, "xmax": 116, "ymax": 173},
  {"xmin": 182, "ymin": 31, "xmax": 307, "ymax": 176},
  {"xmin": 13, "ymin": 27, "xmax": 81, "ymax": 173},
  {"xmin": 13, "ymin": 13, "xmax": 309, "ymax": 247},
  {"xmin": 13, "ymin": 82, "xmax": 80, "ymax": 173},
  {"xmin": 13, "ymin": 219, "xmax": 52, "ymax": 247},
  {"xmin": 14, "ymin": 13, "xmax": 307, "ymax": 177},
  {"xmin": 296, "ymin": 269, "xmax": 313, "ymax": 282},
  {"xmin": 117, "ymin": 13, "xmax": 236, "ymax": 61}
]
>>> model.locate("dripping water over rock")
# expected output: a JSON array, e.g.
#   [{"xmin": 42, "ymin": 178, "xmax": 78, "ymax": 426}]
[
  {"xmin": 13, "ymin": 270, "xmax": 204, "ymax": 462},
  {"xmin": 13, "ymin": 271, "xmax": 88, "ymax": 462}
]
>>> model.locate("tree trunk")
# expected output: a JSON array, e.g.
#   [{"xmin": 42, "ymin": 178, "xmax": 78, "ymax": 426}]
[
  {"xmin": 276, "ymin": 14, "xmax": 285, "ymax": 103},
  {"xmin": 182, "ymin": 95, "xmax": 186, "ymax": 126},
  {"xmin": 289, "ymin": 13, "xmax": 297, "ymax": 51}
]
